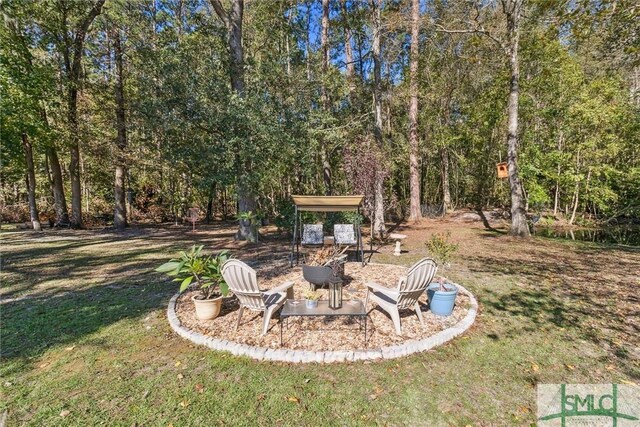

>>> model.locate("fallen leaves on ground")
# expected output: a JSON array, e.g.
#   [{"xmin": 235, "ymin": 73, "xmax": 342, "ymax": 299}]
[
  {"xmin": 175, "ymin": 263, "xmax": 471, "ymax": 352},
  {"xmin": 369, "ymin": 386, "xmax": 384, "ymax": 401}
]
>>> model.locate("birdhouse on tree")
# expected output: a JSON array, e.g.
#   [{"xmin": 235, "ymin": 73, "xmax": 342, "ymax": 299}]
[{"xmin": 496, "ymin": 162, "xmax": 508, "ymax": 178}]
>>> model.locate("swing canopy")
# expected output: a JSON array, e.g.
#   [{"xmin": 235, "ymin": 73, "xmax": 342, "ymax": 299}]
[
  {"xmin": 291, "ymin": 195, "xmax": 364, "ymax": 212},
  {"xmin": 290, "ymin": 195, "xmax": 365, "ymax": 266}
]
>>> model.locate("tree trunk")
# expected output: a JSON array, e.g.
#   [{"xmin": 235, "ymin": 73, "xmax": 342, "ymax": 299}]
[
  {"xmin": 370, "ymin": 0, "xmax": 386, "ymax": 238},
  {"xmin": 553, "ymin": 181, "xmax": 559, "ymax": 216},
  {"xmin": 504, "ymin": 0, "xmax": 529, "ymax": 237},
  {"xmin": 408, "ymin": 0, "xmax": 421, "ymax": 222},
  {"xmin": 341, "ymin": 0, "xmax": 355, "ymax": 93},
  {"xmin": 305, "ymin": 0, "xmax": 312, "ymax": 81},
  {"xmin": 321, "ymin": 0, "xmax": 329, "ymax": 108},
  {"xmin": 441, "ymin": 147, "xmax": 452, "ymax": 214},
  {"xmin": 62, "ymin": 0, "xmax": 106, "ymax": 228},
  {"xmin": 44, "ymin": 150, "xmax": 54, "ymax": 201},
  {"xmin": 210, "ymin": 0, "xmax": 256, "ymax": 240},
  {"xmin": 22, "ymin": 133, "xmax": 42, "ymax": 231},
  {"xmin": 228, "ymin": 0, "xmax": 245, "ymax": 96},
  {"xmin": 206, "ymin": 182, "xmax": 216, "ymax": 224},
  {"xmin": 321, "ymin": 0, "xmax": 332, "ymax": 195},
  {"xmin": 46, "ymin": 146, "xmax": 70, "ymax": 226},
  {"xmin": 569, "ymin": 181, "xmax": 579, "ymax": 225},
  {"xmin": 553, "ymin": 130, "xmax": 563, "ymax": 217},
  {"xmin": 322, "ymin": 151, "xmax": 332, "ymax": 196},
  {"xmin": 68, "ymin": 87, "xmax": 83, "ymax": 228},
  {"xmin": 126, "ymin": 170, "xmax": 133, "ymax": 222},
  {"xmin": 113, "ymin": 29, "xmax": 128, "ymax": 229}
]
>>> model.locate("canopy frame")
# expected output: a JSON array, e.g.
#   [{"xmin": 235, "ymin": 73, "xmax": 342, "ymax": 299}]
[{"xmin": 290, "ymin": 195, "xmax": 365, "ymax": 267}]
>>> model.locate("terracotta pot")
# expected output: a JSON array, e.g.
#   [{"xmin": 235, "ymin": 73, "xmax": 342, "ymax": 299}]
[{"xmin": 192, "ymin": 295, "xmax": 223, "ymax": 320}]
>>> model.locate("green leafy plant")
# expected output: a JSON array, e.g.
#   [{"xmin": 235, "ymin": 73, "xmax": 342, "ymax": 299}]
[
  {"xmin": 155, "ymin": 245, "xmax": 230, "ymax": 300},
  {"xmin": 304, "ymin": 290, "xmax": 320, "ymax": 301},
  {"xmin": 236, "ymin": 210, "xmax": 261, "ymax": 242},
  {"xmin": 425, "ymin": 232, "xmax": 458, "ymax": 267}
]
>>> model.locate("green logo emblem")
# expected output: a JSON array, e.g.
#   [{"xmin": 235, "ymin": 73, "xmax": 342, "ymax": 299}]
[{"xmin": 538, "ymin": 384, "xmax": 639, "ymax": 426}]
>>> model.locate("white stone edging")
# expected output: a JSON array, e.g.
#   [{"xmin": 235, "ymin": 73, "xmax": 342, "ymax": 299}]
[{"xmin": 167, "ymin": 283, "xmax": 477, "ymax": 363}]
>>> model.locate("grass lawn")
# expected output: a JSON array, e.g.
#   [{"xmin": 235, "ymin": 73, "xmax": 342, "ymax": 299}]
[{"xmin": 1, "ymin": 221, "xmax": 638, "ymax": 426}]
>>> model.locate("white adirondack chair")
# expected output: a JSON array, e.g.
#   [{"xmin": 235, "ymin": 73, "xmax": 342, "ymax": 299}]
[
  {"xmin": 221, "ymin": 259, "xmax": 294, "ymax": 335},
  {"xmin": 366, "ymin": 258, "xmax": 437, "ymax": 335}
]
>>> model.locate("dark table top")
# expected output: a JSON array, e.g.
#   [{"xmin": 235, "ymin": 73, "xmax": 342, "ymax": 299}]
[{"xmin": 281, "ymin": 299, "xmax": 366, "ymax": 317}]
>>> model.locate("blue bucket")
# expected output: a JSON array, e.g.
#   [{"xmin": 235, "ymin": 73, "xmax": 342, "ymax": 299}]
[{"xmin": 427, "ymin": 283, "xmax": 458, "ymax": 316}]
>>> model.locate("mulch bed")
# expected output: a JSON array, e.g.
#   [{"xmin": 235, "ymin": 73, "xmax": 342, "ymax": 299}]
[{"xmin": 174, "ymin": 262, "xmax": 471, "ymax": 351}]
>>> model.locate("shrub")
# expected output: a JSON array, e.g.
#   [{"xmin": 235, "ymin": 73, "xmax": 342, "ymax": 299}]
[
  {"xmin": 273, "ymin": 198, "xmax": 319, "ymax": 234},
  {"xmin": 425, "ymin": 232, "xmax": 458, "ymax": 267}
]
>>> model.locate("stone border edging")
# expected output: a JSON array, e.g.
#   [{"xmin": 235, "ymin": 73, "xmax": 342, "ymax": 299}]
[{"xmin": 167, "ymin": 283, "xmax": 477, "ymax": 363}]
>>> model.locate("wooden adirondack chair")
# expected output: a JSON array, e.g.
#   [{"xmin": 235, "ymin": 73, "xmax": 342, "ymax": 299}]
[
  {"xmin": 221, "ymin": 259, "xmax": 294, "ymax": 335},
  {"xmin": 365, "ymin": 258, "xmax": 438, "ymax": 335}
]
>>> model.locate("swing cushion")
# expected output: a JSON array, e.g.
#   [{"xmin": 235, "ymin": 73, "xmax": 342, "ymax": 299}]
[
  {"xmin": 302, "ymin": 224, "xmax": 323, "ymax": 245},
  {"xmin": 334, "ymin": 224, "xmax": 357, "ymax": 245}
]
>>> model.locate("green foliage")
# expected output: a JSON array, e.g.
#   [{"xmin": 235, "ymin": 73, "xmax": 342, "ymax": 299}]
[
  {"xmin": 155, "ymin": 245, "xmax": 230, "ymax": 299},
  {"xmin": 273, "ymin": 198, "xmax": 319, "ymax": 234},
  {"xmin": 325, "ymin": 211, "xmax": 364, "ymax": 231},
  {"xmin": 1, "ymin": 0, "xmax": 638, "ymax": 226},
  {"xmin": 425, "ymin": 232, "xmax": 459, "ymax": 267}
]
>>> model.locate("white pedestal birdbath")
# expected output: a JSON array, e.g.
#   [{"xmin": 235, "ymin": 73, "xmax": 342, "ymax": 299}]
[{"xmin": 389, "ymin": 233, "xmax": 407, "ymax": 256}]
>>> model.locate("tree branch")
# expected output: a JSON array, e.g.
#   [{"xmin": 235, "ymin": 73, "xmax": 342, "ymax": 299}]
[
  {"xmin": 71, "ymin": 0, "xmax": 105, "ymax": 76},
  {"xmin": 434, "ymin": 23, "xmax": 508, "ymax": 54},
  {"xmin": 209, "ymin": 0, "xmax": 229, "ymax": 26}
]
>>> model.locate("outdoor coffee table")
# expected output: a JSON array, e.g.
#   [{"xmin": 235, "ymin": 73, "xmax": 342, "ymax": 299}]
[{"xmin": 279, "ymin": 300, "xmax": 367, "ymax": 346}]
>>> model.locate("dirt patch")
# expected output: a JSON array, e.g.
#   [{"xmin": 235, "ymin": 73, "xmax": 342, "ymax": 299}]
[{"xmin": 174, "ymin": 262, "xmax": 471, "ymax": 351}]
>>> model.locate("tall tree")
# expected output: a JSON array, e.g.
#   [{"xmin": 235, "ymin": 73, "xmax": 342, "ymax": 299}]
[
  {"xmin": 436, "ymin": 0, "xmax": 530, "ymax": 236},
  {"xmin": 58, "ymin": 0, "xmax": 106, "ymax": 228},
  {"xmin": 370, "ymin": 0, "xmax": 386, "ymax": 237},
  {"xmin": 320, "ymin": 0, "xmax": 333, "ymax": 195},
  {"xmin": 321, "ymin": 0, "xmax": 330, "ymax": 109},
  {"xmin": 113, "ymin": 28, "xmax": 128, "ymax": 229},
  {"xmin": 341, "ymin": 0, "xmax": 355, "ymax": 93},
  {"xmin": 46, "ymin": 145, "xmax": 70, "ymax": 226},
  {"xmin": 210, "ymin": 0, "xmax": 256, "ymax": 241},
  {"xmin": 502, "ymin": 0, "xmax": 529, "ymax": 237},
  {"xmin": 407, "ymin": 0, "xmax": 421, "ymax": 222},
  {"xmin": 2, "ymin": 13, "xmax": 70, "ymax": 226},
  {"xmin": 21, "ymin": 133, "xmax": 42, "ymax": 231}
]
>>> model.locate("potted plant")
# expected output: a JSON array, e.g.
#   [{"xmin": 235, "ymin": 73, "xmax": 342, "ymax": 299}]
[
  {"xmin": 304, "ymin": 290, "xmax": 320, "ymax": 308},
  {"xmin": 302, "ymin": 246, "xmax": 348, "ymax": 290},
  {"xmin": 425, "ymin": 232, "xmax": 459, "ymax": 316},
  {"xmin": 156, "ymin": 245, "xmax": 230, "ymax": 320},
  {"xmin": 427, "ymin": 277, "xmax": 459, "ymax": 316}
]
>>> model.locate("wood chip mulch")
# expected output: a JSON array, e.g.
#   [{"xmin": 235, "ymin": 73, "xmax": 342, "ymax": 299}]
[{"xmin": 174, "ymin": 262, "xmax": 471, "ymax": 351}]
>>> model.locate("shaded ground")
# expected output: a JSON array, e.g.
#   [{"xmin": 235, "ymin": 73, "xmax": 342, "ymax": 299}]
[{"xmin": 1, "ymin": 220, "xmax": 638, "ymax": 426}]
